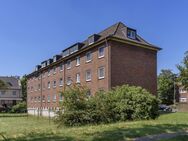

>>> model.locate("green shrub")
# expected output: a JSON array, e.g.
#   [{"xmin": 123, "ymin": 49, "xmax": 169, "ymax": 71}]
[
  {"xmin": 11, "ymin": 101, "xmax": 27, "ymax": 113},
  {"xmin": 55, "ymin": 85, "xmax": 159, "ymax": 127}
]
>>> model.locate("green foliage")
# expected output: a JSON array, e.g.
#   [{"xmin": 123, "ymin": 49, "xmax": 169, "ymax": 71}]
[
  {"xmin": 157, "ymin": 69, "xmax": 177, "ymax": 105},
  {"xmin": 177, "ymin": 51, "xmax": 188, "ymax": 91},
  {"xmin": 0, "ymin": 79, "xmax": 8, "ymax": 89},
  {"xmin": 55, "ymin": 85, "xmax": 159, "ymax": 126},
  {"xmin": 20, "ymin": 75, "xmax": 27, "ymax": 102},
  {"xmin": 11, "ymin": 102, "xmax": 27, "ymax": 113}
]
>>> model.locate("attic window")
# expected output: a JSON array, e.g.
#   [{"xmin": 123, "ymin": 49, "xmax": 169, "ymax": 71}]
[
  {"xmin": 127, "ymin": 29, "xmax": 136, "ymax": 40},
  {"xmin": 88, "ymin": 37, "xmax": 94, "ymax": 45},
  {"xmin": 88, "ymin": 34, "xmax": 100, "ymax": 45}
]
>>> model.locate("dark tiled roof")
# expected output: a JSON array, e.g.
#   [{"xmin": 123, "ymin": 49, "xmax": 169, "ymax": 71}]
[
  {"xmin": 79, "ymin": 22, "xmax": 159, "ymax": 49},
  {"xmin": 0, "ymin": 76, "xmax": 21, "ymax": 89},
  {"xmin": 28, "ymin": 22, "xmax": 160, "ymax": 77}
]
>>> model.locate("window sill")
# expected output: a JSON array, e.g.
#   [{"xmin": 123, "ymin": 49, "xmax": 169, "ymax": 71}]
[
  {"xmin": 86, "ymin": 60, "xmax": 92, "ymax": 63},
  {"xmin": 98, "ymin": 77, "xmax": 105, "ymax": 80},
  {"xmin": 76, "ymin": 64, "xmax": 80, "ymax": 67},
  {"xmin": 86, "ymin": 79, "xmax": 91, "ymax": 82},
  {"xmin": 59, "ymin": 85, "xmax": 63, "ymax": 87},
  {"xmin": 98, "ymin": 55, "xmax": 104, "ymax": 59}
]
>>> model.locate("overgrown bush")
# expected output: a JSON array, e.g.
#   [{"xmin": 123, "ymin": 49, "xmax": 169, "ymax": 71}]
[
  {"xmin": 11, "ymin": 101, "xmax": 27, "ymax": 113},
  {"xmin": 55, "ymin": 85, "xmax": 159, "ymax": 126}
]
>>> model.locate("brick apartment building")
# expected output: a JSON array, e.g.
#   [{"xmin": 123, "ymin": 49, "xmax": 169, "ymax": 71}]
[{"xmin": 27, "ymin": 22, "xmax": 161, "ymax": 116}]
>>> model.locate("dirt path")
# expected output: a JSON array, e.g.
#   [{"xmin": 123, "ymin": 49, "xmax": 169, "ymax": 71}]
[{"xmin": 134, "ymin": 131, "xmax": 188, "ymax": 141}]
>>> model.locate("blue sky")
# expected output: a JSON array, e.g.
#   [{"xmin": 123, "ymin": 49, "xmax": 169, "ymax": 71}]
[{"xmin": 0, "ymin": 0, "xmax": 187, "ymax": 76}]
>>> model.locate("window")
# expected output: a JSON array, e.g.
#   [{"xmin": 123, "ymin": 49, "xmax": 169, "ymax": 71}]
[
  {"xmin": 53, "ymin": 94, "xmax": 56, "ymax": 102},
  {"xmin": 34, "ymin": 97, "xmax": 37, "ymax": 102},
  {"xmin": 59, "ymin": 78, "xmax": 63, "ymax": 86},
  {"xmin": 76, "ymin": 57, "xmax": 80, "ymax": 66},
  {"xmin": 43, "ymin": 82, "xmax": 46, "ymax": 89},
  {"xmin": 98, "ymin": 46, "xmax": 105, "ymax": 58},
  {"xmin": 62, "ymin": 49, "xmax": 70, "ymax": 57},
  {"xmin": 86, "ymin": 52, "xmax": 92, "ymax": 62},
  {"xmin": 59, "ymin": 93, "xmax": 63, "ymax": 101},
  {"xmin": 53, "ymin": 67, "xmax": 56, "ymax": 74},
  {"xmin": 86, "ymin": 70, "xmax": 91, "ymax": 81},
  {"xmin": 98, "ymin": 67, "xmax": 105, "ymax": 79},
  {"xmin": 42, "ymin": 72, "xmax": 46, "ymax": 78},
  {"xmin": 59, "ymin": 64, "xmax": 64, "ymax": 71},
  {"xmin": 12, "ymin": 91, "xmax": 16, "ymax": 95},
  {"xmin": 70, "ymin": 45, "xmax": 78, "ymax": 54},
  {"xmin": 38, "ymin": 96, "xmax": 41, "ymax": 102},
  {"xmin": 67, "ymin": 60, "xmax": 71, "ymax": 69},
  {"xmin": 38, "ymin": 84, "xmax": 41, "ymax": 90},
  {"xmin": 42, "ymin": 95, "xmax": 45, "ymax": 102},
  {"xmin": 76, "ymin": 73, "xmax": 80, "ymax": 83},
  {"xmin": 180, "ymin": 98, "xmax": 187, "ymax": 103},
  {"xmin": 127, "ymin": 29, "xmax": 136, "ymax": 39},
  {"xmin": 48, "ymin": 82, "xmax": 50, "ymax": 89},
  {"xmin": 88, "ymin": 37, "xmax": 94, "ymax": 45},
  {"xmin": 48, "ymin": 69, "xmax": 51, "ymax": 76},
  {"xmin": 53, "ymin": 80, "xmax": 56, "ymax": 88},
  {"xmin": 48, "ymin": 95, "xmax": 50, "ymax": 102},
  {"xmin": 66, "ymin": 77, "xmax": 72, "ymax": 85}
]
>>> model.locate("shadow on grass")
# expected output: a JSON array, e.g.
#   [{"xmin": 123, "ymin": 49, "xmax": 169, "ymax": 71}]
[
  {"xmin": 3, "ymin": 132, "xmax": 75, "ymax": 141},
  {"xmin": 3, "ymin": 124, "xmax": 188, "ymax": 141},
  {"xmin": 88, "ymin": 124, "xmax": 188, "ymax": 141}
]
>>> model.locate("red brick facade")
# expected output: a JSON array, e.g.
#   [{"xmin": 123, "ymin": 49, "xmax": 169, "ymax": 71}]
[{"xmin": 27, "ymin": 22, "xmax": 160, "ymax": 114}]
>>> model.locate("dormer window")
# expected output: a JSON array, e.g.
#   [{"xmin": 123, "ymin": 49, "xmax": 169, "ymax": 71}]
[
  {"xmin": 88, "ymin": 34, "xmax": 100, "ymax": 45},
  {"xmin": 127, "ymin": 28, "xmax": 136, "ymax": 40},
  {"xmin": 41, "ymin": 61, "xmax": 47, "ymax": 68}
]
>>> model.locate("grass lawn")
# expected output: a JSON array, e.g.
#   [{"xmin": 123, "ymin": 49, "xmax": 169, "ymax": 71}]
[{"xmin": 0, "ymin": 112, "xmax": 188, "ymax": 141}]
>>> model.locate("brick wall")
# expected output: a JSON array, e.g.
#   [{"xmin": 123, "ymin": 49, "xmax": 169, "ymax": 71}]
[{"xmin": 110, "ymin": 41, "xmax": 158, "ymax": 95}]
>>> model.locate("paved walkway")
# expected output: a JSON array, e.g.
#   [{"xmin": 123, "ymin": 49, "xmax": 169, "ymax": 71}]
[{"xmin": 134, "ymin": 131, "xmax": 188, "ymax": 141}]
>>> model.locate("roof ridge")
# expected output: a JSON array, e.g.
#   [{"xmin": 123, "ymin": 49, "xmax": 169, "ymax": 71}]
[{"xmin": 97, "ymin": 22, "xmax": 122, "ymax": 36}]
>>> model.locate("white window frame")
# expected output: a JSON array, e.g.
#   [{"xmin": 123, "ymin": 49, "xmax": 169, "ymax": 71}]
[
  {"xmin": 53, "ymin": 80, "xmax": 56, "ymax": 88},
  {"xmin": 66, "ymin": 77, "xmax": 72, "ymax": 85},
  {"xmin": 59, "ymin": 94, "xmax": 63, "ymax": 101},
  {"xmin": 86, "ymin": 52, "xmax": 92, "ymax": 63},
  {"xmin": 53, "ymin": 94, "xmax": 56, "ymax": 102},
  {"xmin": 47, "ymin": 95, "xmax": 50, "ymax": 102},
  {"xmin": 86, "ymin": 70, "xmax": 92, "ymax": 81},
  {"xmin": 180, "ymin": 97, "xmax": 187, "ymax": 102},
  {"xmin": 98, "ymin": 66, "xmax": 105, "ymax": 79},
  {"xmin": 53, "ymin": 67, "xmax": 56, "ymax": 74},
  {"xmin": 67, "ymin": 60, "xmax": 71, "ymax": 69},
  {"xmin": 76, "ymin": 73, "xmax": 80, "ymax": 83},
  {"xmin": 48, "ymin": 69, "xmax": 51, "ymax": 76},
  {"xmin": 48, "ymin": 82, "xmax": 50, "ymax": 89},
  {"xmin": 59, "ymin": 64, "xmax": 64, "ymax": 72},
  {"xmin": 59, "ymin": 78, "xmax": 63, "ymax": 87},
  {"xmin": 76, "ymin": 56, "xmax": 80, "ymax": 66},
  {"xmin": 98, "ymin": 46, "xmax": 105, "ymax": 58}
]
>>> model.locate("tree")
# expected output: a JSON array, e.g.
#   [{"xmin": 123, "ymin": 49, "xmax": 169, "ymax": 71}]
[
  {"xmin": 0, "ymin": 79, "xmax": 7, "ymax": 89},
  {"xmin": 177, "ymin": 51, "xmax": 188, "ymax": 91},
  {"xmin": 20, "ymin": 75, "xmax": 27, "ymax": 102},
  {"xmin": 158, "ymin": 69, "xmax": 177, "ymax": 105}
]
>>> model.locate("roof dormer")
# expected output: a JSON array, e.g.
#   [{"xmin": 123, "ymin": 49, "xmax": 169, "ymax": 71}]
[
  {"xmin": 53, "ymin": 55, "xmax": 62, "ymax": 62},
  {"xmin": 47, "ymin": 59, "xmax": 53, "ymax": 66},
  {"xmin": 41, "ymin": 61, "xmax": 47, "ymax": 68},
  {"xmin": 127, "ymin": 28, "xmax": 136, "ymax": 40},
  {"xmin": 88, "ymin": 34, "xmax": 101, "ymax": 45},
  {"xmin": 35, "ymin": 65, "xmax": 41, "ymax": 71}
]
